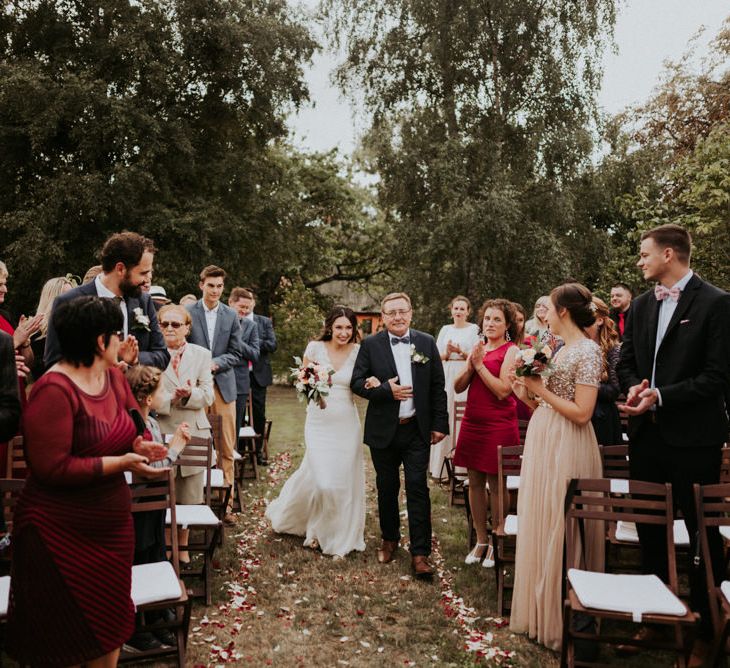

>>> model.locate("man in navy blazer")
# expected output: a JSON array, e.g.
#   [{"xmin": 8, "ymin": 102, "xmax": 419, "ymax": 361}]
[
  {"xmin": 228, "ymin": 287, "xmax": 261, "ymax": 449},
  {"xmin": 618, "ymin": 224, "xmax": 730, "ymax": 661},
  {"xmin": 44, "ymin": 232, "xmax": 169, "ymax": 370},
  {"xmin": 235, "ymin": 289, "xmax": 277, "ymax": 465},
  {"xmin": 186, "ymin": 266, "xmax": 243, "ymax": 522}
]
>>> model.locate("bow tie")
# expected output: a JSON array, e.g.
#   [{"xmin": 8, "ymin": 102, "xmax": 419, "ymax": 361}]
[
  {"xmin": 654, "ymin": 284, "xmax": 682, "ymax": 302},
  {"xmin": 391, "ymin": 336, "xmax": 410, "ymax": 346}
]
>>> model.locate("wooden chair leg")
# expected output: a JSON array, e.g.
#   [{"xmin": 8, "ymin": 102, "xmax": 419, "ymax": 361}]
[
  {"xmin": 492, "ymin": 534, "xmax": 504, "ymax": 617},
  {"xmin": 560, "ymin": 601, "xmax": 571, "ymax": 668}
]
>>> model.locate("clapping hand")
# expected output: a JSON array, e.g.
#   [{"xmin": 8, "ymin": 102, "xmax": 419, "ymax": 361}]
[
  {"xmin": 468, "ymin": 339, "xmax": 485, "ymax": 370},
  {"xmin": 132, "ymin": 435, "xmax": 168, "ymax": 462},
  {"xmin": 174, "ymin": 380, "xmax": 193, "ymax": 403},
  {"xmin": 446, "ymin": 340, "xmax": 465, "ymax": 359},
  {"xmin": 14, "ymin": 354, "xmax": 30, "ymax": 378},
  {"xmin": 118, "ymin": 335, "xmax": 139, "ymax": 366},
  {"xmin": 619, "ymin": 379, "xmax": 657, "ymax": 416},
  {"xmin": 387, "ymin": 376, "xmax": 413, "ymax": 401},
  {"xmin": 13, "ymin": 313, "xmax": 43, "ymax": 349},
  {"xmin": 123, "ymin": 452, "xmax": 168, "ymax": 477}
]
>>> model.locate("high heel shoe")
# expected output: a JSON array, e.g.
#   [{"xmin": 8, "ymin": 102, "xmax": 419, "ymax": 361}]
[
  {"xmin": 465, "ymin": 543, "xmax": 489, "ymax": 565},
  {"xmin": 481, "ymin": 544, "xmax": 495, "ymax": 568}
]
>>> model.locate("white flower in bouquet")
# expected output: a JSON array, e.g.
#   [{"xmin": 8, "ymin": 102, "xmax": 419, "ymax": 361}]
[{"xmin": 521, "ymin": 348, "xmax": 536, "ymax": 364}]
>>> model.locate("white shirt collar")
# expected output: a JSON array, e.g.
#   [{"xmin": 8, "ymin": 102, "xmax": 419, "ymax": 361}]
[
  {"xmin": 388, "ymin": 329, "xmax": 411, "ymax": 342},
  {"xmin": 95, "ymin": 274, "xmax": 122, "ymax": 300},
  {"xmin": 246, "ymin": 312, "xmax": 255, "ymax": 321},
  {"xmin": 203, "ymin": 301, "xmax": 220, "ymax": 314},
  {"xmin": 665, "ymin": 269, "xmax": 693, "ymax": 292}
]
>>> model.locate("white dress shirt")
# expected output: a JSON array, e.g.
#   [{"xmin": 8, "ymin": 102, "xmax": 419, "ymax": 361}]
[
  {"xmin": 652, "ymin": 269, "xmax": 693, "ymax": 404},
  {"xmin": 204, "ymin": 302, "xmax": 220, "ymax": 349},
  {"xmin": 389, "ymin": 330, "xmax": 416, "ymax": 419},
  {"xmin": 95, "ymin": 274, "xmax": 128, "ymax": 337}
]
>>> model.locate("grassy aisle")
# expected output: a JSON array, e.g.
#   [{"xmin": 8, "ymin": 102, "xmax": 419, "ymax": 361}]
[{"xmin": 185, "ymin": 387, "xmax": 670, "ymax": 667}]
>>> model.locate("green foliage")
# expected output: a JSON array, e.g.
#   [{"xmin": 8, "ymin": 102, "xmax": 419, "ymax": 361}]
[{"xmin": 324, "ymin": 0, "xmax": 617, "ymax": 330}]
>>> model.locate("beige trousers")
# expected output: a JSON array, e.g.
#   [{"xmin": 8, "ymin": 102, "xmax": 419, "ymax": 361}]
[{"xmin": 209, "ymin": 386, "xmax": 237, "ymax": 509}]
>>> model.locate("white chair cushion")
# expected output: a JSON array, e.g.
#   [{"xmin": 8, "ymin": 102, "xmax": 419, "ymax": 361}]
[
  {"xmin": 0, "ymin": 576, "xmax": 9, "ymax": 617},
  {"xmin": 568, "ymin": 568, "xmax": 687, "ymax": 622},
  {"xmin": 131, "ymin": 561, "xmax": 182, "ymax": 608},
  {"xmin": 166, "ymin": 504, "xmax": 220, "ymax": 528},
  {"xmin": 506, "ymin": 475, "xmax": 520, "ymax": 491},
  {"xmin": 208, "ymin": 468, "xmax": 226, "ymax": 488},
  {"xmin": 504, "ymin": 514, "xmax": 518, "ymax": 536},
  {"xmin": 239, "ymin": 426, "xmax": 257, "ymax": 438},
  {"xmin": 721, "ymin": 581, "xmax": 730, "ymax": 605},
  {"xmin": 720, "ymin": 526, "xmax": 730, "ymax": 541},
  {"xmin": 615, "ymin": 520, "xmax": 689, "ymax": 546}
]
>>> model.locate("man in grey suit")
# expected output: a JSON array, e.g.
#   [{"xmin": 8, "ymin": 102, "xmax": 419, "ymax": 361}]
[
  {"xmin": 186, "ymin": 265, "xmax": 242, "ymax": 523},
  {"xmin": 235, "ymin": 290, "xmax": 277, "ymax": 465},
  {"xmin": 228, "ymin": 287, "xmax": 260, "ymax": 448}
]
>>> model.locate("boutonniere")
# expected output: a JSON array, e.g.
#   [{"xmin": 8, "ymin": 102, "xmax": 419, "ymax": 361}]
[
  {"xmin": 410, "ymin": 344, "xmax": 429, "ymax": 364},
  {"xmin": 131, "ymin": 306, "xmax": 151, "ymax": 332}
]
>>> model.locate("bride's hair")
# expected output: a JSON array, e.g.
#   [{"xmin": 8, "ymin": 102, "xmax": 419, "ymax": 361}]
[{"xmin": 318, "ymin": 306, "xmax": 360, "ymax": 343}]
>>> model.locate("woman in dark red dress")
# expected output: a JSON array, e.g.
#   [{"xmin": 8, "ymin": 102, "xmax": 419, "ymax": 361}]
[
  {"xmin": 7, "ymin": 296, "xmax": 165, "ymax": 667},
  {"xmin": 453, "ymin": 299, "xmax": 520, "ymax": 568}
]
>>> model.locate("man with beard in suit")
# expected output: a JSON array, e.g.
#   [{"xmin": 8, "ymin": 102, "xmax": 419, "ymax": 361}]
[
  {"xmin": 351, "ymin": 292, "xmax": 448, "ymax": 580},
  {"xmin": 609, "ymin": 282, "xmax": 633, "ymax": 341},
  {"xmin": 617, "ymin": 224, "xmax": 730, "ymax": 665},
  {"xmin": 44, "ymin": 232, "xmax": 169, "ymax": 371}
]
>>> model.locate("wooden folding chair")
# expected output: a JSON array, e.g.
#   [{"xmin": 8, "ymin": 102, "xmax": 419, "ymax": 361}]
[
  {"xmin": 121, "ymin": 470, "xmax": 191, "ymax": 667},
  {"xmin": 263, "ymin": 418, "xmax": 272, "ymax": 462},
  {"xmin": 599, "ymin": 444, "xmax": 630, "ymax": 480},
  {"xmin": 720, "ymin": 445, "xmax": 730, "ymax": 484},
  {"xmin": 237, "ymin": 394, "xmax": 259, "ymax": 480},
  {"xmin": 5, "ymin": 436, "xmax": 27, "ymax": 479},
  {"xmin": 169, "ymin": 436, "xmax": 223, "ymax": 605},
  {"xmin": 694, "ymin": 481, "xmax": 730, "ymax": 666},
  {"xmin": 448, "ymin": 400, "xmax": 467, "ymax": 506},
  {"xmin": 492, "ymin": 444, "xmax": 523, "ymax": 617},
  {"xmin": 0, "ymin": 478, "xmax": 24, "ymax": 590},
  {"xmin": 561, "ymin": 478, "xmax": 696, "ymax": 668},
  {"xmin": 517, "ymin": 419, "xmax": 530, "ymax": 444}
]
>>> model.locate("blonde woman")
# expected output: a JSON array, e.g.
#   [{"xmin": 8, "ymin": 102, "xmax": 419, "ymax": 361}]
[
  {"xmin": 431, "ymin": 296, "xmax": 480, "ymax": 480},
  {"xmin": 524, "ymin": 296, "xmax": 550, "ymax": 342},
  {"xmin": 585, "ymin": 296, "xmax": 622, "ymax": 445},
  {"xmin": 30, "ymin": 276, "xmax": 76, "ymax": 380}
]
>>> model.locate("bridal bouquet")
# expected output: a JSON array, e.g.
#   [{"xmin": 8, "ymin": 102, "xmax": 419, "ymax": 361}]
[
  {"xmin": 514, "ymin": 339, "xmax": 555, "ymax": 378},
  {"xmin": 290, "ymin": 357, "xmax": 335, "ymax": 409}
]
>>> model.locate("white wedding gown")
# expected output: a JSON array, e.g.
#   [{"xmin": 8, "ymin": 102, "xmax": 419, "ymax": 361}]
[{"xmin": 265, "ymin": 341, "xmax": 366, "ymax": 557}]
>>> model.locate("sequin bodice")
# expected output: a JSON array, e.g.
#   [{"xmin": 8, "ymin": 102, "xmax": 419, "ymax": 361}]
[{"xmin": 539, "ymin": 338, "xmax": 601, "ymax": 406}]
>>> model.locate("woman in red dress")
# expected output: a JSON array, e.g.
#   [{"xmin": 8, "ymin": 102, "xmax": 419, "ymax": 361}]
[
  {"xmin": 453, "ymin": 299, "xmax": 520, "ymax": 568},
  {"xmin": 7, "ymin": 296, "xmax": 165, "ymax": 667}
]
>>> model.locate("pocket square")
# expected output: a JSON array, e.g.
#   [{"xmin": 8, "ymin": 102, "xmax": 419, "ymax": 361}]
[{"xmin": 680, "ymin": 319, "xmax": 690, "ymax": 324}]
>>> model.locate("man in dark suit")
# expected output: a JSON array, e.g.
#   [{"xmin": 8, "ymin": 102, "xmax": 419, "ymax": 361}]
[
  {"xmin": 351, "ymin": 292, "xmax": 448, "ymax": 580},
  {"xmin": 228, "ymin": 287, "xmax": 260, "ymax": 448},
  {"xmin": 187, "ymin": 265, "xmax": 243, "ymax": 523},
  {"xmin": 608, "ymin": 282, "xmax": 633, "ymax": 341},
  {"xmin": 237, "ymin": 290, "xmax": 277, "ymax": 466},
  {"xmin": 617, "ymin": 224, "xmax": 730, "ymax": 662},
  {"xmin": 44, "ymin": 232, "xmax": 169, "ymax": 370}
]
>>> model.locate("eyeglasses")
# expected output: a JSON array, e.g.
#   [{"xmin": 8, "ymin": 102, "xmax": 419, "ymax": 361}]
[
  {"xmin": 160, "ymin": 321, "xmax": 184, "ymax": 329},
  {"xmin": 382, "ymin": 308, "xmax": 411, "ymax": 317}
]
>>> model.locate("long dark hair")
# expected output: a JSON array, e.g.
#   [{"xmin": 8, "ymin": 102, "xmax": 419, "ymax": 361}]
[{"xmin": 318, "ymin": 306, "xmax": 359, "ymax": 343}]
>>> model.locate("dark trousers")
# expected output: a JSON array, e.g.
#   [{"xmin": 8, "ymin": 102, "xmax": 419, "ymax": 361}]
[
  {"xmin": 369, "ymin": 420, "xmax": 431, "ymax": 556},
  {"xmin": 250, "ymin": 377, "xmax": 267, "ymax": 455},
  {"xmin": 629, "ymin": 421, "xmax": 723, "ymax": 635},
  {"xmin": 235, "ymin": 392, "xmax": 248, "ymax": 451}
]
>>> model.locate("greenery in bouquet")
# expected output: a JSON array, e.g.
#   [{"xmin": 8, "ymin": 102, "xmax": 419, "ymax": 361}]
[
  {"xmin": 290, "ymin": 356, "xmax": 335, "ymax": 409},
  {"xmin": 514, "ymin": 340, "xmax": 555, "ymax": 378}
]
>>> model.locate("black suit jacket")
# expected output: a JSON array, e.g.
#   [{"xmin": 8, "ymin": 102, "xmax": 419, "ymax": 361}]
[
  {"xmin": 251, "ymin": 314, "xmax": 276, "ymax": 387},
  {"xmin": 233, "ymin": 317, "xmax": 260, "ymax": 395},
  {"xmin": 609, "ymin": 308, "xmax": 628, "ymax": 342},
  {"xmin": 351, "ymin": 329, "xmax": 449, "ymax": 448},
  {"xmin": 617, "ymin": 274, "xmax": 730, "ymax": 447},
  {"xmin": 0, "ymin": 331, "xmax": 20, "ymax": 442},
  {"xmin": 43, "ymin": 281, "xmax": 170, "ymax": 370}
]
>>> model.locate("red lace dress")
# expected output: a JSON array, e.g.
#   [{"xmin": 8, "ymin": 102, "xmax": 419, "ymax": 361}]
[{"xmin": 7, "ymin": 368, "xmax": 137, "ymax": 665}]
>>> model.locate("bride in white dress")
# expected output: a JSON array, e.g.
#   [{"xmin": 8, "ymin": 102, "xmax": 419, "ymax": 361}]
[{"xmin": 265, "ymin": 307, "xmax": 366, "ymax": 558}]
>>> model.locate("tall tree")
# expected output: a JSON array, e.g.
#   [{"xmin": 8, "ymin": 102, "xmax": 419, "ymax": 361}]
[{"xmin": 324, "ymin": 0, "xmax": 617, "ymax": 327}]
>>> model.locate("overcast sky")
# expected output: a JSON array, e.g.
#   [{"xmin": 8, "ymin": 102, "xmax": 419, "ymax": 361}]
[{"xmin": 288, "ymin": 1, "xmax": 729, "ymax": 156}]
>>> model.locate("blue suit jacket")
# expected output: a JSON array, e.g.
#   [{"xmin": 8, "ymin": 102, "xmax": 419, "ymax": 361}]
[
  {"xmin": 186, "ymin": 300, "xmax": 243, "ymax": 403},
  {"xmin": 233, "ymin": 317, "xmax": 260, "ymax": 396},
  {"xmin": 43, "ymin": 281, "xmax": 170, "ymax": 370}
]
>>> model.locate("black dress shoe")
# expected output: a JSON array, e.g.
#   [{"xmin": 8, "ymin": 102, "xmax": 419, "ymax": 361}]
[
  {"xmin": 257, "ymin": 455, "xmax": 268, "ymax": 466},
  {"xmin": 124, "ymin": 631, "xmax": 168, "ymax": 653}
]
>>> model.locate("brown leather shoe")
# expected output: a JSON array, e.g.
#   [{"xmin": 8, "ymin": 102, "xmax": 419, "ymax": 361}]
[
  {"xmin": 377, "ymin": 539, "xmax": 399, "ymax": 564},
  {"xmin": 223, "ymin": 513, "xmax": 237, "ymax": 527},
  {"xmin": 411, "ymin": 555, "xmax": 434, "ymax": 581}
]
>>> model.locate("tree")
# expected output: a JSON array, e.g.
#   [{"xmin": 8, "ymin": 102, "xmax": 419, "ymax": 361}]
[{"xmin": 324, "ymin": 0, "xmax": 617, "ymax": 328}]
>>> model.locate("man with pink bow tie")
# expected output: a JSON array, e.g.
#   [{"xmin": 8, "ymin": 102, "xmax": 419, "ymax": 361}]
[{"xmin": 617, "ymin": 224, "xmax": 730, "ymax": 664}]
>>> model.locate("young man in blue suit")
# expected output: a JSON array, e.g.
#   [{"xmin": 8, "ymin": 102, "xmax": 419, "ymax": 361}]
[{"xmin": 187, "ymin": 266, "xmax": 243, "ymax": 524}]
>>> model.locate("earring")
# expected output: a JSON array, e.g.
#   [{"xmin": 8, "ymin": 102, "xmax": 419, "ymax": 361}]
[{"xmin": 505, "ymin": 331, "xmax": 511, "ymax": 342}]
